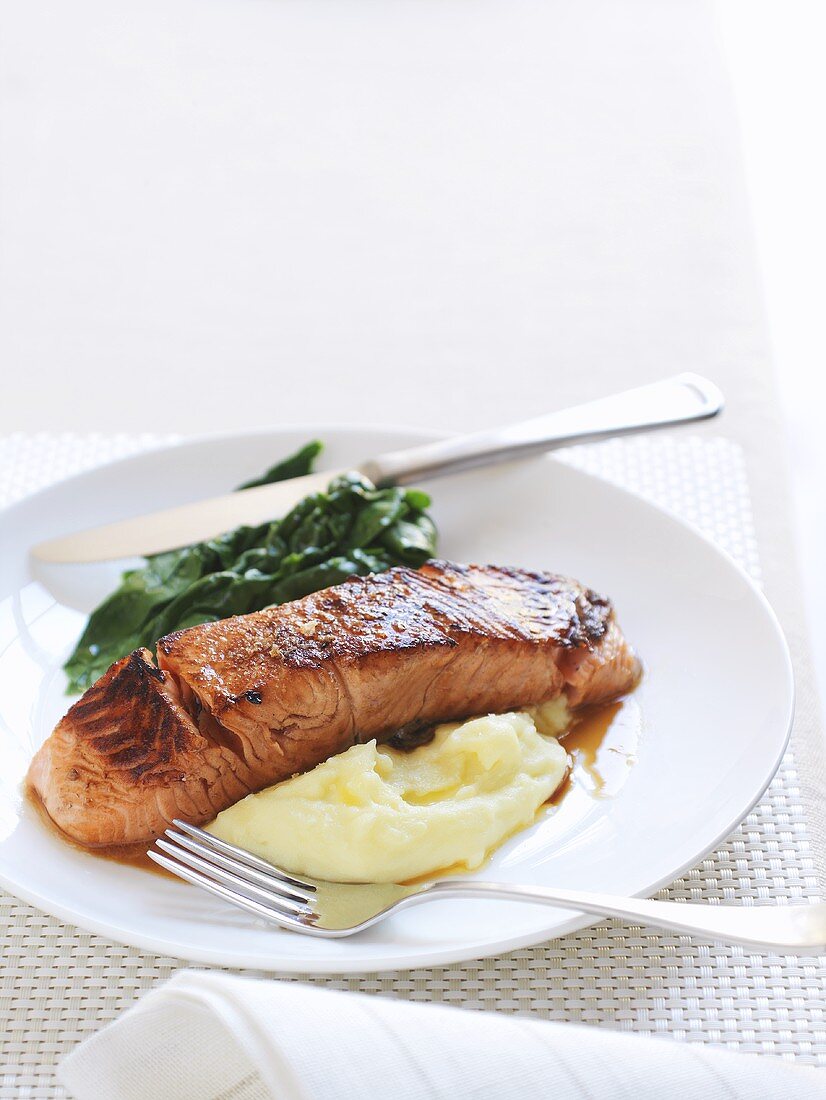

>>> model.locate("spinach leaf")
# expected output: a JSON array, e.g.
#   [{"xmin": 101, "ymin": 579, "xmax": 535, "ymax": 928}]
[
  {"xmin": 381, "ymin": 514, "xmax": 438, "ymax": 565},
  {"xmin": 236, "ymin": 441, "xmax": 322, "ymax": 489},
  {"xmin": 63, "ymin": 442, "xmax": 438, "ymax": 694}
]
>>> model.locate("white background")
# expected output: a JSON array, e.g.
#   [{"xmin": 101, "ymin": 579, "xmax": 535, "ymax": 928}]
[
  {"xmin": 718, "ymin": 0, "xmax": 826, "ymax": 705},
  {"xmin": 1, "ymin": 0, "xmax": 823, "ymax": 701}
]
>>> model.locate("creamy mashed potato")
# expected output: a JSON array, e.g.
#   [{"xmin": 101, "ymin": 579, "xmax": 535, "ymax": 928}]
[{"xmin": 207, "ymin": 700, "xmax": 572, "ymax": 883}]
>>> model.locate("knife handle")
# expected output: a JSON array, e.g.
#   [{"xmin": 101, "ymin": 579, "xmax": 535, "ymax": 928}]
[{"xmin": 360, "ymin": 373, "xmax": 723, "ymax": 487}]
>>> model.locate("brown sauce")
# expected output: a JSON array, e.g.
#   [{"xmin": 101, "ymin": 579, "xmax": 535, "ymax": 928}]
[
  {"xmin": 549, "ymin": 695, "xmax": 637, "ymax": 818},
  {"xmin": 26, "ymin": 782, "xmax": 171, "ymax": 877},
  {"xmin": 556, "ymin": 698, "xmax": 638, "ymax": 801}
]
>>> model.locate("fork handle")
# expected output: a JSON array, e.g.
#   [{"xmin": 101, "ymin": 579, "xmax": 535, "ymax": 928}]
[
  {"xmin": 418, "ymin": 881, "xmax": 826, "ymax": 950},
  {"xmin": 360, "ymin": 374, "xmax": 723, "ymax": 486}
]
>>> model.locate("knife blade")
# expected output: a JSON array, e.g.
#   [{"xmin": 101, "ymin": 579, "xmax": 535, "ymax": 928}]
[{"xmin": 32, "ymin": 469, "xmax": 343, "ymax": 563}]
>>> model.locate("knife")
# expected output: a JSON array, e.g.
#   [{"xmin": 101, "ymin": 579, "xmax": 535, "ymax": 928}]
[{"xmin": 32, "ymin": 373, "xmax": 723, "ymax": 563}]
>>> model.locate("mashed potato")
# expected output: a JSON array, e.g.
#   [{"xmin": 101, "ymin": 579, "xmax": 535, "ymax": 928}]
[{"xmin": 207, "ymin": 699, "xmax": 572, "ymax": 883}]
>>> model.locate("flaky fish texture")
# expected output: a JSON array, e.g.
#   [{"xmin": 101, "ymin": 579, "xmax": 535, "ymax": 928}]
[{"xmin": 28, "ymin": 561, "xmax": 641, "ymax": 847}]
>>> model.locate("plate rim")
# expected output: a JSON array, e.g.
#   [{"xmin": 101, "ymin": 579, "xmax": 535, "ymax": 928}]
[{"xmin": 0, "ymin": 424, "xmax": 795, "ymax": 972}]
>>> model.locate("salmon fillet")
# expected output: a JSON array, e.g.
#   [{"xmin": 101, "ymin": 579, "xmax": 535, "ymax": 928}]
[{"xmin": 28, "ymin": 561, "xmax": 641, "ymax": 848}]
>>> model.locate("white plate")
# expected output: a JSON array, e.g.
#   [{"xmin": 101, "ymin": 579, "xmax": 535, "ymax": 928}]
[{"xmin": 0, "ymin": 428, "xmax": 793, "ymax": 972}]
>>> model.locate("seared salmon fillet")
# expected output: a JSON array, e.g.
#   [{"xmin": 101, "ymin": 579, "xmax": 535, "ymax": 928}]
[
  {"xmin": 28, "ymin": 561, "xmax": 640, "ymax": 848},
  {"xmin": 27, "ymin": 649, "xmax": 255, "ymax": 848}
]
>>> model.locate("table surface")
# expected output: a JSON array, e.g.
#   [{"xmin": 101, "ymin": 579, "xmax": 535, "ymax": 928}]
[
  {"xmin": 3, "ymin": 429, "xmax": 826, "ymax": 1100},
  {"xmin": 2, "ymin": 0, "xmax": 826, "ymax": 1089}
]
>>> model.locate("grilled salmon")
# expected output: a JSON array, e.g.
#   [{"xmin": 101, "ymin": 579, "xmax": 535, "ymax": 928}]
[{"xmin": 28, "ymin": 561, "xmax": 641, "ymax": 848}]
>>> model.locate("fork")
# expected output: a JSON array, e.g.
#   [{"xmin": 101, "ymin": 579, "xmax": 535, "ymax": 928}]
[{"xmin": 149, "ymin": 821, "xmax": 826, "ymax": 948}]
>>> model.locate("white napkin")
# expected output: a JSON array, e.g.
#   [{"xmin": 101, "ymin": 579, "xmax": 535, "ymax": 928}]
[{"xmin": 58, "ymin": 971, "xmax": 825, "ymax": 1100}]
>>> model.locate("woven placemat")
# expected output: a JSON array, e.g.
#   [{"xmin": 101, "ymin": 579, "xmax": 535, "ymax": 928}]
[{"xmin": 1, "ymin": 432, "xmax": 824, "ymax": 1098}]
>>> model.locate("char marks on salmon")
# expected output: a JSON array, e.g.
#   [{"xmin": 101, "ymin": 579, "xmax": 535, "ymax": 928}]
[{"xmin": 28, "ymin": 561, "xmax": 641, "ymax": 847}]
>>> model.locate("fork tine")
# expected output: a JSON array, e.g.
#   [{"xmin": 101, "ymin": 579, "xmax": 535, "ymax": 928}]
[
  {"xmin": 163, "ymin": 829, "xmax": 315, "ymax": 903},
  {"xmin": 155, "ymin": 838, "xmax": 313, "ymax": 917},
  {"xmin": 171, "ymin": 820, "xmax": 316, "ymax": 891},
  {"xmin": 148, "ymin": 850, "xmax": 312, "ymax": 933}
]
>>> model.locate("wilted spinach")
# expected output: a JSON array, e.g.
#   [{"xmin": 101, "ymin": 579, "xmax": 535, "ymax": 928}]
[{"xmin": 63, "ymin": 443, "xmax": 438, "ymax": 694}]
